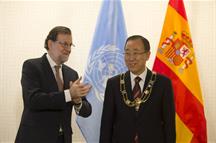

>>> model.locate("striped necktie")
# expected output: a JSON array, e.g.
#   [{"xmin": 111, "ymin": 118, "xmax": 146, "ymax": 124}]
[
  {"xmin": 132, "ymin": 76, "xmax": 142, "ymax": 143},
  {"xmin": 132, "ymin": 76, "xmax": 142, "ymax": 99}
]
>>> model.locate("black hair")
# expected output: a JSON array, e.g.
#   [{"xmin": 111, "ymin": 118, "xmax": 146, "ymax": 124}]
[{"xmin": 125, "ymin": 35, "xmax": 150, "ymax": 52}]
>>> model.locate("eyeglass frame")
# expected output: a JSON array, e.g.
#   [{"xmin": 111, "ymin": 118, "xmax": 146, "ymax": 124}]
[
  {"xmin": 55, "ymin": 40, "xmax": 75, "ymax": 49},
  {"xmin": 124, "ymin": 51, "xmax": 148, "ymax": 57}
]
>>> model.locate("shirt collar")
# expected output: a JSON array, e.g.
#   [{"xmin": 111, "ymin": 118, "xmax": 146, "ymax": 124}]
[
  {"xmin": 130, "ymin": 67, "xmax": 147, "ymax": 82},
  {"xmin": 46, "ymin": 53, "xmax": 61, "ymax": 68}
]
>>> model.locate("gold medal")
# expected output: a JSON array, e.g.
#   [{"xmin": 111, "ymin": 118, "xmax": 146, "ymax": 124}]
[
  {"xmin": 120, "ymin": 72, "xmax": 157, "ymax": 111},
  {"xmin": 135, "ymin": 98, "xmax": 142, "ymax": 111}
]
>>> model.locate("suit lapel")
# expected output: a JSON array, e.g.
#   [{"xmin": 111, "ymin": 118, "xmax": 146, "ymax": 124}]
[
  {"xmin": 62, "ymin": 65, "xmax": 70, "ymax": 90},
  {"xmin": 41, "ymin": 54, "xmax": 59, "ymax": 91},
  {"xmin": 138, "ymin": 68, "xmax": 152, "ymax": 112},
  {"xmin": 124, "ymin": 71, "xmax": 134, "ymax": 101},
  {"xmin": 143, "ymin": 68, "xmax": 152, "ymax": 91}
]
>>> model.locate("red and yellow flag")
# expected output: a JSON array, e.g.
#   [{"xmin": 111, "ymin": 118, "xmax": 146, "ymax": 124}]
[{"xmin": 153, "ymin": 0, "xmax": 207, "ymax": 142}]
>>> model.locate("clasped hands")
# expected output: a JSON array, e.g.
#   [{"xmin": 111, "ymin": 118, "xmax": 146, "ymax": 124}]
[{"xmin": 69, "ymin": 77, "xmax": 91, "ymax": 104}]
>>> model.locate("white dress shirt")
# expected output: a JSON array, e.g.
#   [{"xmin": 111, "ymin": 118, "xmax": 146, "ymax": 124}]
[
  {"xmin": 130, "ymin": 67, "xmax": 148, "ymax": 92},
  {"xmin": 46, "ymin": 54, "xmax": 71, "ymax": 102}
]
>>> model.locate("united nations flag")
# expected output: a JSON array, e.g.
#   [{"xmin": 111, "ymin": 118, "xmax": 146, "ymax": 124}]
[{"xmin": 76, "ymin": 0, "xmax": 127, "ymax": 142}]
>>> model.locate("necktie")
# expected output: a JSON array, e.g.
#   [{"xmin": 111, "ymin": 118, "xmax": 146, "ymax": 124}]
[
  {"xmin": 132, "ymin": 76, "xmax": 142, "ymax": 99},
  {"xmin": 54, "ymin": 65, "xmax": 64, "ymax": 133},
  {"xmin": 54, "ymin": 65, "xmax": 64, "ymax": 91},
  {"xmin": 132, "ymin": 76, "xmax": 142, "ymax": 143}
]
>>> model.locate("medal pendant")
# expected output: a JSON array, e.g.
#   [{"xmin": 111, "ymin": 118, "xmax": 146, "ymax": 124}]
[
  {"xmin": 135, "ymin": 98, "xmax": 141, "ymax": 111},
  {"xmin": 135, "ymin": 105, "xmax": 140, "ymax": 111}
]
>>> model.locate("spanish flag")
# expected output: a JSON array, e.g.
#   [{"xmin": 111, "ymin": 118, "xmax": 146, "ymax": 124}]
[{"xmin": 152, "ymin": 0, "xmax": 207, "ymax": 142}]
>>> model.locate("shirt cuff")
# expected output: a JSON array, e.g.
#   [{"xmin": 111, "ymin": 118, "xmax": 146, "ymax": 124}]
[{"xmin": 64, "ymin": 89, "xmax": 72, "ymax": 102}]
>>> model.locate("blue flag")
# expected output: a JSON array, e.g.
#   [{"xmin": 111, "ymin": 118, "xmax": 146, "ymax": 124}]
[{"xmin": 76, "ymin": 0, "xmax": 127, "ymax": 142}]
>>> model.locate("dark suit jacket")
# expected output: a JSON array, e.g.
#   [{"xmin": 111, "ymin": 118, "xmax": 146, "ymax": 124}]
[
  {"xmin": 100, "ymin": 69, "xmax": 176, "ymax": 143},
  {"xmin": 15, "ymin": 54, "xmax": 91, "ymax": 143}
]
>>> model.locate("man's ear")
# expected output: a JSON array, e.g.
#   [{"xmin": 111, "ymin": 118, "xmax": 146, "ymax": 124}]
[
  {"xmin": 146, "ymin": 51, "xmax": 151, "ymax": 61},
  {"xmin": 47, "ymin": 40, "xmax": 52, "ymax": 50}
]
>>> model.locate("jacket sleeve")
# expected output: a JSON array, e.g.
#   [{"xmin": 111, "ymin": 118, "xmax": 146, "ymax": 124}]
[
  {"xmin": 76, "ymin": 97, "xmax": 92, "ymax": 117},
  {"xmin": 162, "ymin": 78, "xmax": 176, "ymax": 143},
  {"xmin": 99, "ymin": 79, "xmax": 115, "ymax": 143}
]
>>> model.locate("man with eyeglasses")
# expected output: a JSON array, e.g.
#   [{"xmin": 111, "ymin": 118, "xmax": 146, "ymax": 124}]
[
  {"xmin": 100, "ymin": 35, "xmax": 176, "ymax": 143},
  {"xmin": 15, "ymin": 26, "xmax": 92, "ymax": 143}
]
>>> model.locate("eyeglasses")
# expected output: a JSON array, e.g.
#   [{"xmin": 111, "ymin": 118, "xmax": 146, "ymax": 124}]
[
  {"xmin": 55, "ymin": 41, "xmax": 75, "ymax": 49},
  {"xmin": 124, "ymin": 51, "xmax": 147, "ymax": 57}
]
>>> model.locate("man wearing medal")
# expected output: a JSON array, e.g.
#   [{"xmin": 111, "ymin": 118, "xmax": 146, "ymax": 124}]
[{"xmin": 100, "ymin": 35, "xmax": 176, "ymax": 143}]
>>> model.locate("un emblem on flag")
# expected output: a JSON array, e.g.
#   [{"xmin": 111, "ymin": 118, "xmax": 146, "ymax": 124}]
[{"xmin": 84, "ymin": 44, "xmax": 126, "ymax": 102}]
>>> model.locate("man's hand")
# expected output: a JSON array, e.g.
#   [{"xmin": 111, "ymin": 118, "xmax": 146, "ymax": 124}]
[{"xmin": 69, "ymin": 77, "xmax": 91, "ymax": 102}]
